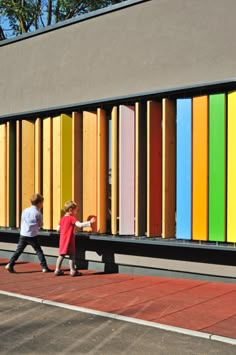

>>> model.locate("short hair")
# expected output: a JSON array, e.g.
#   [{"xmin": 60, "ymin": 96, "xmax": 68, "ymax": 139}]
[
  {"xmin": 30, "ymin": 193, "xmax": 44, "ymax": 205},
  {"xmin": 64, "ymin": 200, "xmax": 77, "ymax": 213}
]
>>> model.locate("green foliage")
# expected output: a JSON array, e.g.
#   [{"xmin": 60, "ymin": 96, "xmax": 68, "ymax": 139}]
[{"xmin": 0, "ymin": 0, "xmax": 125, "ymax": 40}]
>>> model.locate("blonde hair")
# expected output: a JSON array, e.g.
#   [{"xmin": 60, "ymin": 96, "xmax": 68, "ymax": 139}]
[
  {"xmin": 64, "ymin": 200, "xmax": 77, "ymax": 213},
  {"xmin": 30, "ymin": 193, "xmax": 44, "ymax": 206}
]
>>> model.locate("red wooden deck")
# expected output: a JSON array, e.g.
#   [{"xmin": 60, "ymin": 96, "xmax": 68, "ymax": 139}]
[{"xmin": 1, "ymin": 258, "xmax": 236, "ymax": 339}]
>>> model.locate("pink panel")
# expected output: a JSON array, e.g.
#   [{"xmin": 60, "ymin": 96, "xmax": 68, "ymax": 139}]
[{"xmin": 119, "ymin": 105, "xmax": 135, "ymax": 235}]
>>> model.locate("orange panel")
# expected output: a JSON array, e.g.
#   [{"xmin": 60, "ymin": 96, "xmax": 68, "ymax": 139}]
[
  {"xmin": 72, "ymin": 112, "xmax": 83, "ymax": 222},
  {"xmin": 21, "ymin": 120, "xmax": 35, "ymax": 211},
  {"xmin": 192, "ymin": 96, "xmax": 208, "ymax": 240},
  {"xmin": 83, "ymin": 111, "xmax": 97, "ymax": 231},
  {"xmin": 147, "ymin": 101, "xmax": 162, "ymax": 237},
  {"xmin": 97, "ymin": 108, "xmax": 107, "ymax": 233},
  {"xmin": 16, "ymin": 121, "xmax": 21, "ymax": 228},
  {"xmin": 35, "ymin": 118, "xmax": 42, "ymax": 193},
  {"xmin": 0, "ymin": 124, "xmax": 7, "ymax": 226}
]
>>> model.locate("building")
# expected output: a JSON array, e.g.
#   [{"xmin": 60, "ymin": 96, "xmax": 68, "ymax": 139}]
[{"xmin": 1, "ymin": 0, "xmax": 236, "ymax": 278}]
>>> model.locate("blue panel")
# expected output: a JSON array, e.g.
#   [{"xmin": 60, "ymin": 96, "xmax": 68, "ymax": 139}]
[{"xmin": 176, "ymin": 99, "xmax": 192, "ymax": 239}]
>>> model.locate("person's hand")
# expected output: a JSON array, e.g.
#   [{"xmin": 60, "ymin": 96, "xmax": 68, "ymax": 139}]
[{"xmin": 90, "ymin": 217, "xmax": 96, "ymax": 224}]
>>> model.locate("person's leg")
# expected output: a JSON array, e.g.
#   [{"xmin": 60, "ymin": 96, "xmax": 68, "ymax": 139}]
[
  {"xmin": 69, "ymin": 256, "xmax": 81, "ymax": 276},
  {"xmin": 6, "ymin": 236, "xmax": 27, "ymax": 271},
  {"xmin": 27, "ymin": 236, "xmax": 48, "ymax": 270},
  {"xmin": 55, "ymin": 255, "xmax": 64, "ymax": 273}
]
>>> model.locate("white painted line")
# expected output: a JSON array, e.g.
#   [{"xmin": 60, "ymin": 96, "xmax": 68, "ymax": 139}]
[
  {"xmin": 1, "ymin": 290, "xmax": 236, "ymax": 346},
  {"xmin": 0, "ymin": 290, "xmax": 43, "ymax": 303}
]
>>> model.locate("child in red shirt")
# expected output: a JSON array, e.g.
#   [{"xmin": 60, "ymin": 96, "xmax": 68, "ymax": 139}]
[{"xmin": 55, "ymin": 200, "xmax": 95, "ymax": 276}]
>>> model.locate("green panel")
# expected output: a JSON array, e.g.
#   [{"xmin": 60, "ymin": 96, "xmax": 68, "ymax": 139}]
[
  {"xmin": 209, "ymin": 94, "xmax": 226, "ymax": 242},
  {"xmin": 9, "ymin": 121, "xmax": 16, "ymax": 226}
]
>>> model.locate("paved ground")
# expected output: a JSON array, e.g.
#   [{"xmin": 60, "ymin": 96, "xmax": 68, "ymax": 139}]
[
  {"xmin": 1, "ymin": 258, "xmax": 236, "ymax": 345},
  {"xmin": 1, "ymin": 294, "xmax": 235, "ymax": 355}
]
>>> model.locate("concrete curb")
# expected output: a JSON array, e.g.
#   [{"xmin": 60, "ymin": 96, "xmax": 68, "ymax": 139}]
[{"xmin": 1, "ymin": 290, "xmax": 236, "ymax": 346}]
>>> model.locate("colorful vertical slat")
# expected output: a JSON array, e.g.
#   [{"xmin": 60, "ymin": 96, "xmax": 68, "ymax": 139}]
[
  {"xmin": 119, "ymin": 105, "xmax": 135, "ymax": 235},
  {"xmin": 162, "ymin": 99, "xmax": 176, "ymax": 238},
  {"xmin": 111, "ymin": 107, "xmax": 118, "ymax": 235},
  {"xmin": 97, "ymin": 108, "xmax": 107, "ymax": 233},
  {"xmin": 209, "ymin": 94, "xmax": 226, "ymax": 242},
  {"xmin": 52, "ymin": 116, "xmax": 61, "ymax": 229},
  {"xmin": 83, "ymin": 111, "xmax": 97, "ymax": 231},
  {"xmin": 35, "ymin": 118, "xmax": 41, "ymax": 193},
  {"xmin": 192, "ymin": 96, "xmax": 208, "ymax": 241},
  {"xmin": 52, "ymin": 114, "xmax": 72, "ymax": 228},
  {"xmin": 61, "ymin": 114, "xmax": 72, "ymax": 207},
  {"xmin": 135, "ymin": 102, "xmax": 147, "ymax": 236},
  {"xmin": 227, "ymin": 92, "xmax": 236, "ymax": 242},
  {"xmin": 0, "ymin": 124, "xmax": 7, "ymax": 226},
  {"xmin": 147, "ymin": 101, "xmax": 162, "ymax": 237},
  {"xmin": 7, "ymin": 122, "xmax": 16, "ymax": 227},
  {"xmin": 176, "ymin": 99, "xmax": 192, "ymax": 240},
  {"xmin": 43, "ymin": 118, "xmax": 53, "ymax": 229},
  {"xmin": 21, "ymin": 120, "xmax": 35, "ymax": 211},
  {"xmin": 16, "ymin": 121, "xmax": 21, "ymax": 228},
  {"xmin": 72, "ymin": 112, "xmax": 83, "ymax": 222}
]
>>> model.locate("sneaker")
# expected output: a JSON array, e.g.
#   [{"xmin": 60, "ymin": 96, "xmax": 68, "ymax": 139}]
[
  {"xmin": 42, "ymin": 267, "xmax": 53, "ymax": 273},
  {"xmin": 70, "ymin": 270, "xmax": 82, "ymax": 277},
  {"xmin": 5, "ymin": 264, "xmax": 16, "ymax": 273},
  {"xmin": 54, "ymin": 270, "xmax": 64, "ymax": 276}
]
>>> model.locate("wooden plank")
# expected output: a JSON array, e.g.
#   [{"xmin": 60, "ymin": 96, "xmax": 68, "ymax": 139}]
[
  {"xmin": 162, "ymin": 99, "xmax": 176, "ymax": 238},
  {"xmin": 21, "ymin": 120, "xmax": 35, "ymax": 211},
  {"xmin": 111, "ymin": 107, "xmax": 118, "ymax": 235},
  {"xmin": 119, "ymin": 105, "xmax": 135, "ymax": 235},
  {"xmin": 147, "ymin": 101, "xmax": 162, "ymax": 237},
  {"xmin": 52, "ymin": 116, "xmax": 61, "ymax": 229},
  {"xmin": 0, "ymin": 124, "xmax": 7, "ymax": 226},
  {"xmin": 209, "ymin": 94, "xmax": 226, "ymax": 242},
  {"xmin": 61, "ymin": 114, "xmax": 72, "ymax": 209},
  {"xmin": 135, "ymin": 102, "xmax": 147, "ymax": 236},
  {"xmin": 192, "ymin": 96, "xmax": 208, "ymax": 241},
  {"xmin": 97, "ymin": 108, "xmax": 107, "ymax": 233},
  {"xmin": 35, "ymin": 118, "xmax": 42, "ymax": 193},
  {"xmin": 227, "ymin": 92, "xmax": 236, "ymax": 242},
  {"xmin": 72, "ymin": 112, "xmax": 83, "ymax": 222},
  {"xmin": 16, "ymin": 121, "xmax": 21, "ymax": 228},
  {"xmin": 83, "ymin": 111, "xmax": 97, "ymax": 231},
  {"xmin": 176, "ymin": 99, "xmax": 192, "ymax": 240},
  {"xmin": 6, "ymin": 122, "xmax": 16, "ymax": 227},
  {"xmin": 43, "ymin": 118, "xmax": 52, "ymax": 229}
]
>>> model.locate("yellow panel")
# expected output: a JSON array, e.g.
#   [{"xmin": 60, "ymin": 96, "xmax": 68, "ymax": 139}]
[
  {"xmin": 111, "ymin": 107, "xmax": 118, "ymax": 235},
  {"xmin": 6, "ymin": 122, "xmax": 16, "ymax": 227},
  {"xmin": 21, "ymin": 120, "xmax": 35, "ymax": 211},
  {"xmin": 72, "ymin": 112, "xmax": 83, "ymax": 222},
  {"xmin": 43, "ymin": 118, "xmax": 52, "ymax": 229},
  {"xmin": 135, "ymin": 102, "xmax": 147, "ymax": 236},
  {"xmin": 83, "ymin": 111, "xmax": 97, "ymax": 231},
  {"xmin": 0, "ymin": 124, "xmax": 7, "ymax": 226},
  {"xmin": 162, "ymin": 99, "xmax": 176, "ymax": 238},
  {"xmin": 61, "ymin": 114, "xmax": 72, "ymax": 208},
  {"xmin": 52, "ymin": 116, "xmax": 61, "ymax": 229},
  {"xmin": 16, "ymin": 121, "xmax": 21, "ymax": 228},
  {"xmin": 227, "ymin": 92, "xmax": 236, "ymax": 242},
  {"xmin": 97, "ymin": 108, "xmax": 107, "ymax": 233},
  {"xmin": 35, "ymin": 118, "xmax": 41, "ymax": 193}
]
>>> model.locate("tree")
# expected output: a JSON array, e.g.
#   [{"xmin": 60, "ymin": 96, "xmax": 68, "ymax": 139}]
[{"xmin": 0, "ymin": 0, "xmax": 124, "ymax": 40}]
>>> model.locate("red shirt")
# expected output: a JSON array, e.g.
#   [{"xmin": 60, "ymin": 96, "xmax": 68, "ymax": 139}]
[{"xmin": 59, "ymin": 215, "xmax": 77, "ymax": 256}]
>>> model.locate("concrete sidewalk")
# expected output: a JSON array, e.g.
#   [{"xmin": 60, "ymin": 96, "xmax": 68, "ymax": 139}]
[{"xmin": 1, "ymin": 258, "xmax": 236, "ymax": 344}]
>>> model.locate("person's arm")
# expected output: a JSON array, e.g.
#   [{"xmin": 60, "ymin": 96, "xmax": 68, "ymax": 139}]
[{"xmin": 75, "ymin": 220, "xmax": 91, "ymax": 228}]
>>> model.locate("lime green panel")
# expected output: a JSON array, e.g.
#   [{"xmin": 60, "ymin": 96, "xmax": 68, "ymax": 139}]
[
  {"xmin": 209, "ymin": 94, "xmax": 226, "ymax": 242},
  {"xmin": 61, "ymin": 114, "xmax": 72, "ymax": 206},
  {"xmin": 9, "ymin": 122, "xmax": 16, "ymax": 226}
]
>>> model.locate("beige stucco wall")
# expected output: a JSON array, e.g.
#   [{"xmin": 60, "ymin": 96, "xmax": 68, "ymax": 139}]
[{"xmin": 0, "ymin": 0, "xmax": 236, "ymax": 117}]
